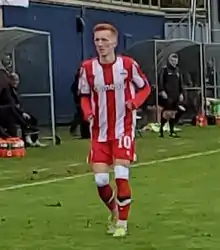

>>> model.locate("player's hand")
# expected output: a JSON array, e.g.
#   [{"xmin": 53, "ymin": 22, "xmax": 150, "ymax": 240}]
[
  {"xmin": 161, "ymin": 91, "xmax": 168, "ymax": 99},
  {"xmin": 22, "ymin": 112, "xmax": 30, "ymax": 120},
  {"xmin": 126, "ymin": 101, "xmax": 136, "ymax": 110},
  {"xmin": 179, "ymin": 94, "xmax": 184, "ymax": 102}
]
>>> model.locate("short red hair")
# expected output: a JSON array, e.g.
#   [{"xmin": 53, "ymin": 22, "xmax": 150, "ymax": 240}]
[{"xmin": 93, "ymin": 23, "xmax": 118, "ymax": 36}]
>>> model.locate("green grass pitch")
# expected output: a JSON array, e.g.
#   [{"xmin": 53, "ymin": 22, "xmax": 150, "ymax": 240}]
[{"xmin": 0, "ymin": 126, "xmax": 220, "ymax": 249}]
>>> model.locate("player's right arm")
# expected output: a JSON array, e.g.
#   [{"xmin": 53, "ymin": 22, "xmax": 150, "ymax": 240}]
[{"xmin": 78, "ymin": 64, "xmax": 93, "ymax": 121}]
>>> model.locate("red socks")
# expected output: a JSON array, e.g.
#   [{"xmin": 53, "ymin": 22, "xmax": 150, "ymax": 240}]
[
  {"xmin": 115, "ymin": 178, "xmax": 131, "ymax": 220},
  {"xmin": 97, "ymin": 184, "xmax": 116, "ymax": 211},
  {"xmin": 95, "ymin": 167, "xmax": 131, "ymax": 223}
]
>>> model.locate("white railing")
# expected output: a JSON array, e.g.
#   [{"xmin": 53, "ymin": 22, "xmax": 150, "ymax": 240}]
[
  {"xmin": 88, "ymin": 0, "xmax": 161, "ymax": 8},
  {"xmin": 86, "ymin": 0, "xmax": 206, "ymax": 10}
]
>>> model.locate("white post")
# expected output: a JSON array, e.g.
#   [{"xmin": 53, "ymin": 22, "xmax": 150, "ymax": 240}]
[
  {"xmin": 47, "ymin": 34, "xmax": 56, "ymax": 145},
  {"xmin": 11, "ymin": 48, "xmax": 16, "ymax": 72},
  {"xmin": 188, "ymin": 10, "xmax": 191, "ymax": 39},
  {"xmin": 191, "ymin": 0, "xmax": 197, "ymax": 41},
  {"xmin": 207, "ymin": 0, "xmax": 212, "ymax": 43}
]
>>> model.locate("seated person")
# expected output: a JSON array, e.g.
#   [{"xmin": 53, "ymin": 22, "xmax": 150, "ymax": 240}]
[
  {"xmin": 10, "ymin": 72, "xmax": 46, "ymax": 147},
  {"xmin": 0, "ymin": 59, "xmax": 19, "ymax": 137},
  {"xmin": 0, "ymin": 55, "xmax": 38, "ymax": 142}
]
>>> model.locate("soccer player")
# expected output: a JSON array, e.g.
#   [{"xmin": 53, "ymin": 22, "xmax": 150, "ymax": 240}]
[{"xmin": 79, "ymin": 23, "xmax": 151, "ymax": 237}]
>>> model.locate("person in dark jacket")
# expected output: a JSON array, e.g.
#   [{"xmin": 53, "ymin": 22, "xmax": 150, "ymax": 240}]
[
  {"xmin": 70, "ymin": 68, "xmax": 90, "ymax": 139},
  {"xmin": 0, "ymin": 60, "xmax": 18, "ymax": 137},
  {"xmin": 0, "ymin": 55, "xmax": 40, "ymax": 141},
  {"xmin": 10, "ymin": 73, "xmax": 46, "ymax": 147},
  {"xmin": 158, "ymin": 53, "xmax": 185, "ymax": 137},
  {"xmin": 70, "ymin": 68, "xmax": 81, "ymax": 135}
]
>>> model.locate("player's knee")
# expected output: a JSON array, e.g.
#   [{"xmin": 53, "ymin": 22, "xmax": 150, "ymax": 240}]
[
  {"xmin": 92, "ymin": 163, "xmax": 110, "ymax": 173},
  {"xmin": 114, "ymin": 165, "xmax": 129, "ymax": 180},
  {"xmin": 115, "ymin": 159, "xmax": 130, "ymax": 167},
  {"xmin": 94, "ymin": 173, "xmax": 109, "ymax": 187}
]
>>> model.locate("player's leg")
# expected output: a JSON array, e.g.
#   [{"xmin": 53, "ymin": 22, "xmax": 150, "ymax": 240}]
[
  {"xmin": 175, "ymin": 104, "xmax": 186, "ymax": 124},
  {"xmin": 89, "ymin": 141, "xmax": 117, "ymax": 232},
  {"xmin": 112, "ymin": 136, "xmax": 134, "ymax": 237},
  {"xmin": 169, "ymin": 103, "xmax": 180, "ymax": 137},
  {"xmin": 159, "ymin": 97, "xmax": 169, "ymax": 137},
  {"xmin": 171, "ymin": 104, "xmax": 186, "ymax": 136},
  {"xmin": 159, "ymin": 109, "xmax": 168, "ymax": 137}
]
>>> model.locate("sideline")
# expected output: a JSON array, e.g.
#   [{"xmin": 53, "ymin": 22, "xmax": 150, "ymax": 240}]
[{"xmin": 0, "ymin": 148, "xmax": 219, "ymax": 192}]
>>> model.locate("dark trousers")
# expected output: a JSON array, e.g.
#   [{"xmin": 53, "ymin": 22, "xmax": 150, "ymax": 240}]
[
  {"xmin": 70, "ymin": 107, "xmax": 90, "ymax": 139},
  {"xmin": 0, "ymin": 105, "xmax": 39, "ymax": 141},
  {"xmin": 70, "ymin": 107, "xmax": 82, "ymax": 134},
  {"xmin": 80, "ymin": 120, "xmax": 90, "ymax": 139},
  {"xmin": 158, "ymin": 97, "xmax": 179, "ymax": 136},
  {"xmin": 0, "ymin": 106, "xmax": 19, "ymax": 137},
  {"xmin": 21, "ymin": 114, "xmax": 39, "ymax": 143},
  {"xmin": 158, "ymin": 96, "xmax": 179, "ymax": 111}
]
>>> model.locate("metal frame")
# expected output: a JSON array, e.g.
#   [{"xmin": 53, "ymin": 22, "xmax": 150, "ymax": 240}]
[
  {"xmin": 191, "ymin": 0, "xmax": 211, "ymax": 44},
  {"xmin": 0, "ymin": 27, "xmax": 56, "ymax": 145},
  {"xmin": 164, "ymin": 0, "xmax": 209, "ymax": 43},
  {"xmin": 203, "ymin": 43, "xmax": 220, "ymax": 101},
  {"xmin": 47, "ymin": 35, "xmax": 56, "ymax": 145},
  {"xmin": 153, "ymin": 40, "xmax": 159, "ymax": 122},
  {"xmin": 200, "ymin": 42, "xmax": 205, "ymax": 113},
  {"xmin": 124, "ymin": 37, "xmax": 220, "ymax": 122},
  {"xmin": 207, "ymin": 0, "xmax": 212, "ymax": 43},
  {"xmin": 213, "ymin": 58, "xmax": 217, "ymax": 98}
]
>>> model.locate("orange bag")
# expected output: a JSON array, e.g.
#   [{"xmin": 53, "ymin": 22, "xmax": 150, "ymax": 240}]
[
  {"xmin": 216, "ymin": 117, "xmax": 220, "ymax": 125},
  {"xmin": 0, "ymin": 137, "xmax": 25, "ymax": 158},
  {"xmin": 196, "ymin": 114, "xmax": 207, "ymax": 127},
  {"xmin": 0, "ymin": 138, "xmax": 8, "ymax": 157}
]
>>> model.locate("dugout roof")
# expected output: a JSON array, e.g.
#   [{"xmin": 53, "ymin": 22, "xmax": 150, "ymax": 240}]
[
  {"xmin": 0, "ymin": 27, "xmax": 50, "ymax": 57},
  {"xmin": 0, "ymin": 26, "xmax": 56, "ymax": 145}
]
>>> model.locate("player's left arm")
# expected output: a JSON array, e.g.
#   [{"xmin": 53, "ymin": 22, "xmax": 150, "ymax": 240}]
[{"xmin": 129, "ymin": 60, "xmax": 151, "ymax": 109}]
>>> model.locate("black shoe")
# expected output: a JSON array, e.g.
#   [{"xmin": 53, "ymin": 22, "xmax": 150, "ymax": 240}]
[
  {"xmin": 159, "ymin": 131, "xmax": 164, "ymax": 138},
  {"xmin": 55, "ymin": 135, "xmax": 61, "ymax": 145},
  {"xmin": 69, "ymin": 126, "xmax": 75, "ymax": 135}
]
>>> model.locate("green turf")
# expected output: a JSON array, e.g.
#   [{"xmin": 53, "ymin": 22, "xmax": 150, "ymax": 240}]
[{"xmin": 0, "ymin": 126, "xmax": 220, "ymax": 249}]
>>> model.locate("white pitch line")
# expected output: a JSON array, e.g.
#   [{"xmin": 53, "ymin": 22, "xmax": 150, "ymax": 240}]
[
  {"xmin": 172, "ymin": 141, "xmax": 187, "ymax": 146},
  {"xmin": 0, "ymin": 176, "xmax": 13, "ymax": 180},
  {"xmin": 0, "ymin": 148, "xmax": 220, "ymax": 192},
  {"xmin": 35, "ymin": 168, "xmax": 49, "ymax": 173},
  {"xmin": 68, "ymin": 163, "xmax": 81, "ymax": 167},
  {"xmin": 157, "ymin": 149, "xmax": 167, "ymax": 153},
  {"xmin": 2, "ymin": 170, "xmax": 17, "ymax": 174}
]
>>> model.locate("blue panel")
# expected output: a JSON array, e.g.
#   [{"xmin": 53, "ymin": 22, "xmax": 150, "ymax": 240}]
[
  {"xmin": 3, "ymin": 3, "xmax": 82, "ymax": 123},
  {"xmin": 3, "ymin": 4, "xmax": 164, "ymax": 123}
]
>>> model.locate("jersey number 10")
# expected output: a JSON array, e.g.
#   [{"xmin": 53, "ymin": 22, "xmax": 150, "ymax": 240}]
[{"xmin": 118, "ymin": 135, "xmax": 132, "ymax": 149}]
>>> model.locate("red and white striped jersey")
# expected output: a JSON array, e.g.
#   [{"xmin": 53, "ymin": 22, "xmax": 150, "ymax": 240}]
[{"xmin": 79, "ymin": 55, "xmax": 150, "ymax": 142}]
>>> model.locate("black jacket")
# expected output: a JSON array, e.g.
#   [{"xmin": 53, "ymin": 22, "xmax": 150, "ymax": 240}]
[
  {"xmin": 71, "ymin": 69, "xmax": 80, "ymax": 107},
  {"xmin": 158, "ymin": 65, "xmax": 184, "ymax": 102},
  {"xmin": 0, "ymin": 68, "xmax": 14, "ymax": 106},
  {"xmin": 10, "ymin": 85, "xmax": 25, "ymax": 114}
]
